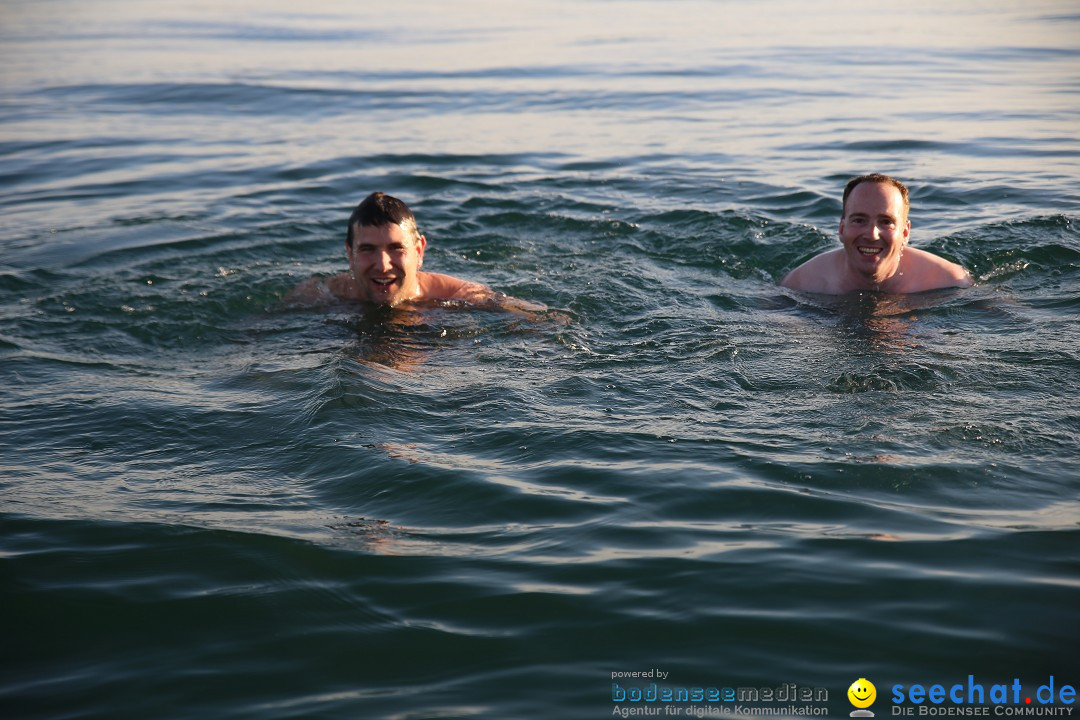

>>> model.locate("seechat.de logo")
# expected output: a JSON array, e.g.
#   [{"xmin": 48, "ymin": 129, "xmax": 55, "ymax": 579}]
[{"xmin": 849, "ymin": 678, "xmax": 877, "ymax": 717}]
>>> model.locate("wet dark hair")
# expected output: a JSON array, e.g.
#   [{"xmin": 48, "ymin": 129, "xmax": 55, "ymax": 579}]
[
  {"xmin": 842, "ymin": 174, "xmax": 910, "ymax": 217},
  {"xmin": 345, "ymin": 192, "xmax": 419, "ymax": 246}
]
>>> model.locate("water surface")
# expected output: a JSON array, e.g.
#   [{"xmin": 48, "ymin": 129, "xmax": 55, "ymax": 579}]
[{"xmin": 2, "ymin": 1, "xmax": 1078, "ymax": 718}]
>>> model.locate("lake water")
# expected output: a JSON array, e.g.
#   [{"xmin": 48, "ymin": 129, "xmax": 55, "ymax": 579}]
[{"xmin": 2, "ymin": 1, "xmax": 1078, "ymax": 718}]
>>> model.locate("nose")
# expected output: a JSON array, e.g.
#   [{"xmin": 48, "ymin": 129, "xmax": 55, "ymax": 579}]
[{"xmin": 376, "ymin": 250, "xmax": 392, "ymax": 272}]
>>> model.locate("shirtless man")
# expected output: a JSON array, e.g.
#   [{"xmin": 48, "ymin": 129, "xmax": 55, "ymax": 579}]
[
  {"xmin": 288, "ymin": 192, "xmax": 492, "ymax": 306},
  {"xmin": 780, "ymin": 174, "xmax": 973, "ymax": 294}
]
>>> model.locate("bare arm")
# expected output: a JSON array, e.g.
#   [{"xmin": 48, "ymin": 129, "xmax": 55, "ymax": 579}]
[{"xmin": 428, "ymin": 273, "xmax": 565, "ymax": 321}]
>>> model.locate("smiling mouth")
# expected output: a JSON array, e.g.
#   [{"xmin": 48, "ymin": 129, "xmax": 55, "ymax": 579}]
[{"xmin": 857, "ymin": 246, "xmax": 883, "ymax": 257}]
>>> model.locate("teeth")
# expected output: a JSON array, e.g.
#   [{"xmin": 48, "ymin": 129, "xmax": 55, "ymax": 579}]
[
  {"xmin": 372, "ymin": 279, "xmax": 394, "ymax": 285},
  {"xmin": 858, "ymin": 247, "xmax": 882, "ymax": 255}
]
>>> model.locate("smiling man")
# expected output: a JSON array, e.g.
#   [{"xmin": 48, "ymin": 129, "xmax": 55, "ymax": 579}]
[
  {"xmin": 288, "ymin": 192, "xmax": 491, "ymax": 306},
  {"xmin": 780, "ymin": 174, "xmax": 973, "ymax": 294}
]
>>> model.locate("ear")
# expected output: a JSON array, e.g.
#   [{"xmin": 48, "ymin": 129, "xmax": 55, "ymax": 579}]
[
  {"xmin": 344, "ymin": 239, "xmax": 353, "ymax": 261},
  {"xmin": 416, "ymin": 234, "xmax": 427, "ymax": 267},
  {"xmin": 902, "ymin": 219, "xmax": 911, "ymax": 244}
]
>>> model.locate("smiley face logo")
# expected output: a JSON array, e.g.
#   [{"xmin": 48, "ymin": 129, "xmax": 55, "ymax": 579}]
[{"xmin": 848, "ymin": 678, "xmax": 876, "ymax": 709}]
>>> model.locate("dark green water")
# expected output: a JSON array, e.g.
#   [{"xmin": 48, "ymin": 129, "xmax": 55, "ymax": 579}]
[{"xmin": 2, "ymin": 2, "xmax": 1079, "ymax": 718}]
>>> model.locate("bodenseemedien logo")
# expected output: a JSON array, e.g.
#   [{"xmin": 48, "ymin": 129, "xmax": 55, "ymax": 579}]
[{"xmin": 849, "ymin": 678, "xmax": 877, "ymax": 717}]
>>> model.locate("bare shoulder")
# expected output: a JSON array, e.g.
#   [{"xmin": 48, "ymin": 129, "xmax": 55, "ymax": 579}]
[
  {"xmin": 284, "ymin": 273, "xmax": 350, "ymax": 305},
  {"xmin": 904, "ymin": 247, "xmax": 973, "ymax": 290},
  {"xmin": 780, "ymin": 249, "xmax": 843, "ymax": 293},
  {"xmin": 284, "ymin": 275, "xmax": 329, "ymax": 304},
  {"xmin": 419, "ymin": 271, "xmax": 493, "ymax": 301}
]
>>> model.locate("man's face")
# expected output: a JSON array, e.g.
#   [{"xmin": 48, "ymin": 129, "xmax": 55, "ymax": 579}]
[
  {"xmin": 839, "ymin": 181, "xmax": 910, "ymax": 285},
  {"xmin": 346, "ymin": 223, "xmax": 426, "ymax": 305}
]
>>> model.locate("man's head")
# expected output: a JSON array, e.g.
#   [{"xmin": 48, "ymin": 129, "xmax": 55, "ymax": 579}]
[
  {"xmin": 842, "ymin": 173, "xmax": 909, "ymax": 219},
  {"xmin": 344, "ymin": 192, "xmax": 427, "ymax": 306},
  {"xmin": 838, "ymin": 174, "xmax": 911, "ymax": 286},
  {"xmin": 346, "ymin": 192, "xmax": 421, "ymax": 247}
]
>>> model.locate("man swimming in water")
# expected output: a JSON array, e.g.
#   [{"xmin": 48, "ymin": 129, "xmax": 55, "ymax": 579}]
[
  {"xmin": 287, "ymin": 191, "xmax": 492, "ymax": 306},
  {"xmin": 780, "ymin": 174, "xmax": 973, "ymax": 294}
]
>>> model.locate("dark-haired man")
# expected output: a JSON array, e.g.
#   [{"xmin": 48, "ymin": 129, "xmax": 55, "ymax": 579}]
[
  {"xmin": 780, "ymin": 174, "xmax": 973, "ymax": 294},
  {"xmin": 288, "ymin": 192, "xmax": 492, "ymax": 306}
]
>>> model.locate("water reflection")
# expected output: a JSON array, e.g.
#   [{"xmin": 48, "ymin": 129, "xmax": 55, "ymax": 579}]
[
  {"xmin": 832, "ymin": 293, "xmax": 921, "ymax": 356},
  {"xmin": 324, "ymin": 296, "xmax": 568, "ymax": 371},
  {"xmin": 332, "ymin": 304, "xmax": 436, "ymax": 371},
  {"xmin": 791, "ymin": 288, "xmax": 970, "ymax": 358}
]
